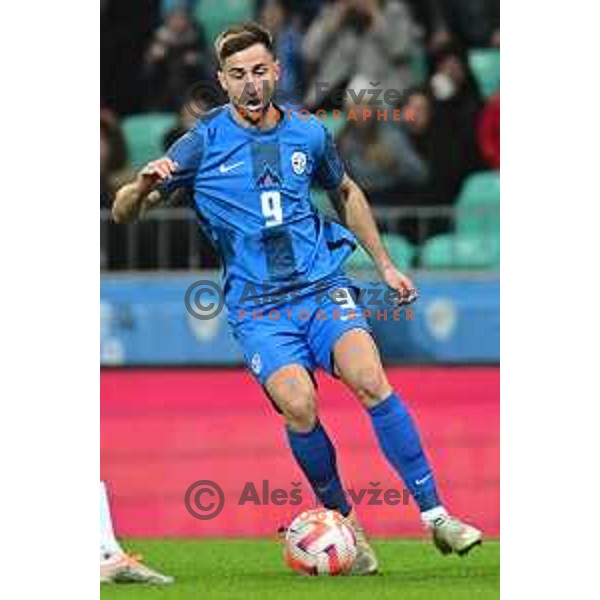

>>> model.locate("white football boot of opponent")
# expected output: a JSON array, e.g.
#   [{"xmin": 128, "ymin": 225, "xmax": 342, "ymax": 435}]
[
  {"xmin": 100, "ymin": 481, "xmax": 173, "ymax": 584},
  {"xmin": 100, "ymin": 552, "xmax": 174, "ymax": 584}
]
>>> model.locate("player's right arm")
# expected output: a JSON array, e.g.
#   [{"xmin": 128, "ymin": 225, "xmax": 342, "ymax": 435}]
[
  {"xmin": 111, "ymin": 158, "xmax": 178, "ymax": 224},
  {"xmin": 112, "ymin": 127, "xmax": 204, "ymax": 224}
]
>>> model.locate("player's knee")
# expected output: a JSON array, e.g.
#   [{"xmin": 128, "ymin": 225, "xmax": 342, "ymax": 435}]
[
  {"xmin": 283, "ymin": 391, "xmax": 317, "ymax": 432},
  {"xmin": 350, "ymin": 367, "xmax": 391, "ymax": 407}
]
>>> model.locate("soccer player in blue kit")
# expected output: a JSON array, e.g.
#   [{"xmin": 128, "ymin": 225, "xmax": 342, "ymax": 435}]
[{"xmin": 113, "ymin": 23, "xmax": 482, "ymax": 575}]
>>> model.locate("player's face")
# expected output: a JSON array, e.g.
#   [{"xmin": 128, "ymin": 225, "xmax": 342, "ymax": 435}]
[{"xmin": 218, "ymin": 44, "xmax": 280, "ymax": 120}]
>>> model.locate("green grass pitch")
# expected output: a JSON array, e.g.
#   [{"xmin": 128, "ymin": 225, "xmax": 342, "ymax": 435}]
[{"xmin": 101, "ymin": 538, "xmax": 499, "ymax": 599}]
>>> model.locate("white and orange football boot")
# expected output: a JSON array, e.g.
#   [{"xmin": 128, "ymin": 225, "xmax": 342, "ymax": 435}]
[{"xmin": 100, "ymin": 552, "xmax": 174, "ymax": 584}]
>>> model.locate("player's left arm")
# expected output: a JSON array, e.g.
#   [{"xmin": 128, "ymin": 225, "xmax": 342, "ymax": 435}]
[{"xmin": 330, "ymin": 174, "xmax": 418, "ymax": 304}]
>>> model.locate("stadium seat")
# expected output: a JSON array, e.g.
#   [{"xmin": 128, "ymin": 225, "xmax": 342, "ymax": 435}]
[
  {"xmin": 468, "ymin": 49, "xmax": 500, "ymax": 98},
  {"xmin": 384, "ymin": 233, "xmax": 416, "ymax": 270},
  {"xmin": 410, "ymin": 51, "xmax": 428, "ymax": 83},
  {"xmin": 456, "ymin": 172, "xmax": 500, "ymax": 237},
  {"xmin": 122, "ymin": 113, "xmax": 177, "ymax": 169},
  {"xmin": 420, "ymin": 233, "xmax": 500, "ymax": 269},
  {"xmin": 194, "ymin": 0, "xmax": 254, "ymax": 44},
  {"xmin": 347, "ymin": 233, "xmax": 415, "ymax": 272}
]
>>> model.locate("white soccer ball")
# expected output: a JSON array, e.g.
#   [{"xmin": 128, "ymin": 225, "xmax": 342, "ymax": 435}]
[{"xmin": 284, "ymin": 508, "xmax": 357, "ymax": 576}]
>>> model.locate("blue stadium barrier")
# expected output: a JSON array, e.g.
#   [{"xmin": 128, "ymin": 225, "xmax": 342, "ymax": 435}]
[{"xmin": 101, "ymin": 273, "xmax": 499, "ymax": 365}]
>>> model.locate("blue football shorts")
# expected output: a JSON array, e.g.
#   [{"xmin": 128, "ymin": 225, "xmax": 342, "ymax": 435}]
[{"xmin": 230, "ymin": 275, "xmax": 372, "ymax": 385}]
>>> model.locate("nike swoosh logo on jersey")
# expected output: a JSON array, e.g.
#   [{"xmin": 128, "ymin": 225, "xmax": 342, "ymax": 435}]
[{"xmin": 219, "ymin": 161, "xmax": 244, "ymax": 174}]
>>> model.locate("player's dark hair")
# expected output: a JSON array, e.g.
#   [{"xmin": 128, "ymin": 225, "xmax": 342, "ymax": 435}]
[{"xmin": 215, "ymin": 22, "xmax": 275, "ymax": 67}]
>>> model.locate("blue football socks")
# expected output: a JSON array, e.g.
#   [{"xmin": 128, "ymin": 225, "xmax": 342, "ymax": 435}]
[
  {"xmin": 367, "ymin": 392, "xmax": 442, "ymax": 512},
  {"xmin": 286, "ymin": 421, "xmax": 351, "ymax": 517}
]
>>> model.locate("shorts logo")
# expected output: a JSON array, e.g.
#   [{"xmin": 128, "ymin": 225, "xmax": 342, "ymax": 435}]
[
  {"xmin": 250, "ymin": 352, "xmax": 262, "ymax": 375},
  {"xmin": 291, "ymin": 151, "xmax": 307, "ymax": 175}
]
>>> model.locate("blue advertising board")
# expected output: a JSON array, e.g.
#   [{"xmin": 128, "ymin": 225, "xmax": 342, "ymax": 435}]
[{"xmin": 101, "ymin": 272, "xmax": 499, "ymax": 365}]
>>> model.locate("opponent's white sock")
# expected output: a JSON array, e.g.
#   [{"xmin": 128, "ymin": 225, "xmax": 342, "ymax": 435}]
[
  {"xmin": 100, "ymin": 481, "xmax": 124, "ymax": 560},
  {"xmin": 420, "ymin": 505, "xmax": 449, "ymax": 528}
]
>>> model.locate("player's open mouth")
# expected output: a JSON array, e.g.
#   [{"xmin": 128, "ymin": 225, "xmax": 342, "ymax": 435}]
[{"xmin": 240, "ymin": 98, "xmax": 263, "ymax": 111}]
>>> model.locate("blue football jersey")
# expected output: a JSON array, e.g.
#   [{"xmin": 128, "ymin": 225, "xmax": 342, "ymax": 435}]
[{"xmin": 161, "ymin": 104, "xmax": 357, "ymax": 309}]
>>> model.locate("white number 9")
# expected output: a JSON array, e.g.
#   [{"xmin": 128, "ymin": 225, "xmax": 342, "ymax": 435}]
[{"xmin": 260, "ymin": 191, "xmax": 283, "ymax": 227}]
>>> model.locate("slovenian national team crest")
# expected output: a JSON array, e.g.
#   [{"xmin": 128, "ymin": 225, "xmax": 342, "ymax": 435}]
[
  {"xmin": 291, "ymin": 151, "xmax": 307, "ymax": 175},
  {"xmin": 251, "ymin": 352, "xmax": 262, "ymax": 375}
]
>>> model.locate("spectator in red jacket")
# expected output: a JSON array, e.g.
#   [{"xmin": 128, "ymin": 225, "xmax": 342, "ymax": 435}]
[{"xmin": 478, "ymin": 93, "xmax": 500, "ymax": 170}]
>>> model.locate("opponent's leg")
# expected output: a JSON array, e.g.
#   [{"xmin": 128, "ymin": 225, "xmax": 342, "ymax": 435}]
[
  {"xmin": 100, "ymin": 481, "xmax": 124, "ymax": 561},
  {"xmin": 100, "ymin": 482, "xmax": 173, "ymax": 584},
  {"xmin": 333, "ymin": 328, "xmax": 482, "ymax": 556}
]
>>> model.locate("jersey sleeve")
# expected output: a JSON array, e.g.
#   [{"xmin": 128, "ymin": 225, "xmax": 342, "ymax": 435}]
[
  {"xmin": 158, "ymin": 128, "xmax": 204, "ymax": 196},
  {"xmin": 314, "ymin": 125, "xmax": 345, "ymax": 190}
]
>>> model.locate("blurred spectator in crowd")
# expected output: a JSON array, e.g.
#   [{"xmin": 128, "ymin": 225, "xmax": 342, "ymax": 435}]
[
  {"xmin": 433, "ymin": 0, "xmax": 499, "ymax": 49},
  {"xmin": 162, "ymin": 96, "xmax": 210, "ymax": 150},
  {"xmin": 336, "ymin": 76, "xmax": 428, "ymax": 205},
  {"xmin": 401, "ymin": 88, "xmax": 454, "ymax": 237},
  {"xmin": 161, "ymin": 0, "xmax": 196, "ymax": 17},
  {"xmin": 101, "ymin": 0, "xmax": 160, "ymax": 115},
  {"xmin": 403, "ymin": 0, "xmax": 451, "ymax": 52},
  {"xmin": 142, "ymin": 8, "xmax": 210, "ymax": 111},
  {"xmin": 428, "ymin": 44, "xmax": 482, "ymax": 172},
  {"xmin": 257, "ymin": 0, "xmax": 324, "ymax": 28},
  {"xmin": 302, "ymin": 0, "xmax": 423, "ymax": 111},
  {"xmin": 100, "ymin": 111, "xmax": 133, "ymax": 209},
  {"xmin": 478, "ymin": 92, "xmax": 500, "ymax": 170},
  {"xmin": 259, "ymin": 0, "xmax": 304, "ymax": 102},
  {"xmin": 400, "ymin": 76, "xmax": 481, "ymax": 239},
  {"xmin": 101, "ymin": 110, "xmax": 136, "ymax": 270}
]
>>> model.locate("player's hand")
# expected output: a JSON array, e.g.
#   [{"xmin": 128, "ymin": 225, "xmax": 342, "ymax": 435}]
[
  {"xmin": 381, "ymin": 264, "xmax": 418, "ymax": 306},
  {"xmin": 136, "ymin": 158, "xmax": 178, "ymax": 189}
]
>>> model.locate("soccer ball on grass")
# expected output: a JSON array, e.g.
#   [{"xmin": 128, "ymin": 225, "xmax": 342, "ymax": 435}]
[{"xmin": 284, "ymin": 508, "xmax": 357, "ymax": 576}]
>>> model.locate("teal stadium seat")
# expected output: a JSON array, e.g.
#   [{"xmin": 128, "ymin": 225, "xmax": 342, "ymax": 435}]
[
  {"xmin": 456, "ymin": 172, "xmax": 500, "ymax": 237},
  {"xmin": 420, "ymin": 234, "xmax": 499, "ymax": 269},
  {"xmin": 347, "ymin": 234, "xmax": 415, "ymax": 272},
  {"xmin": 194, "ymin": 0, "xmax": 254, "ymax": 44},
  {"xmin": 384, "ymin": 233, "xmax": 416, "ymax": 271},
  {"xmin": 410, "ymin": 51, "xmax": 428, "ymax": 83},
  {"xmin": 122, "ymin": 113, "xmax": 177, "ymax": 169},
  {"xmin": 468, "ymin": 49, "xmax": 500, "ymax": 98},
  {"xmin": 320, "ymin": 112, "xmax": 346, "ymax": 137}
]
